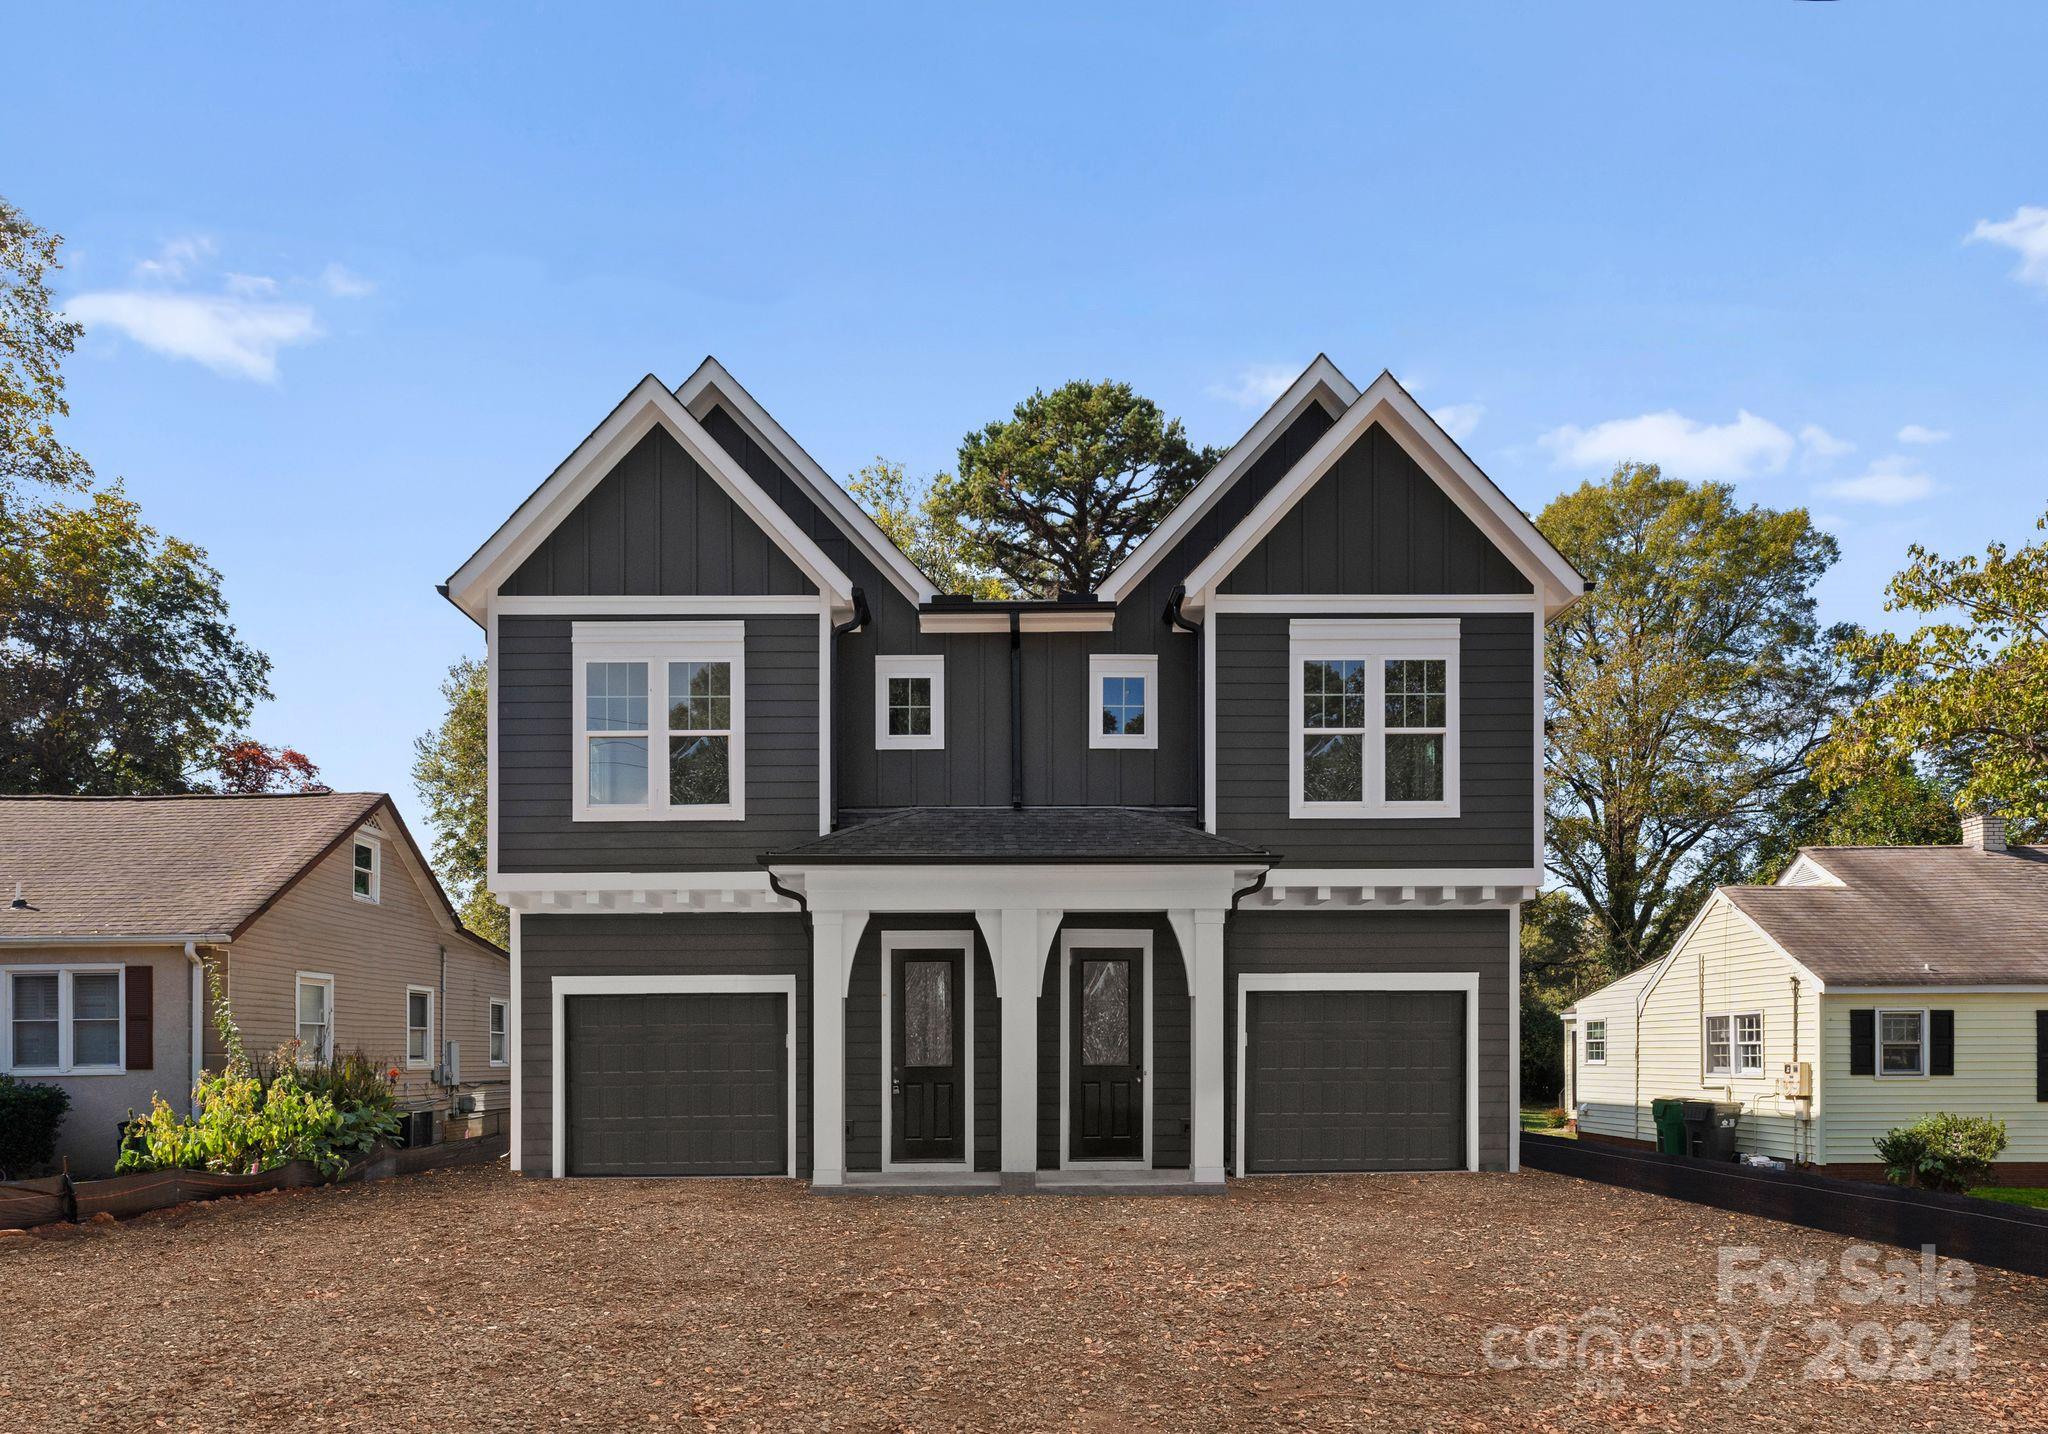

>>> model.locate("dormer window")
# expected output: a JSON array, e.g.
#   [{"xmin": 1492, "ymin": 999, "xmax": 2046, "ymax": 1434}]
[{"xmin": 572, "ymin": 622, "xmax": 745, "ymax": 822}]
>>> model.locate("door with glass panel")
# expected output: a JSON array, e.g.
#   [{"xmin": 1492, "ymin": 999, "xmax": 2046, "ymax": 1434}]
[
  {"xmin": 1069, "ymin": 948, "xmax": 1144, "ymax": 1161},
  {"xmin": 891, "ymin": 947, "xmax": 965, "ymax": 1162}
]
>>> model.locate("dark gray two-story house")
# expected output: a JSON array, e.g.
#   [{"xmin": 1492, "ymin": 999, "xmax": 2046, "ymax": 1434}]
[{"xmin": 443, "ymin": 355, "xmax": 1585, "ymax": 1188}]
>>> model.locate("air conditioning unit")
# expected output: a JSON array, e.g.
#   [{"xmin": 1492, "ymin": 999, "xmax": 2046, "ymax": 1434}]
[{"xmin": 1777, "ymin": 1061, "xmax": 1812, "ymax": 1100}]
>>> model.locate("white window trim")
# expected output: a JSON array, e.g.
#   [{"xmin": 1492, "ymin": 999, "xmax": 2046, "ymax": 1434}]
[
  {"xmin": 1702, "ymin": 1009, "xmax": 1764, "ymax": 1079},
  {"xmin": 406, "ymin": 984, "xmax": 435, "ymax": 1070},
  {"xmin": 489, "ymin": 997, "xmax": 509, "ymax": 1067},
  {"xmin": 1235, "ymin": 971, "xmax": 1481, "ymax": 1177},
  {"xmin": 3, "ymin": 963, "xmax": 126, "ymax": 1076},
  {"xmin": 1087, "ymin": 653, "xmax": 1160, "ymax": 751},
  {"xmin": 351, "ymin": 832, "xmax": 381, "ymax": 904},
  {"xmin": 1583, "ymin": 1018, "xmax": 1607, "ymax": 1066},
  {"xmin": 571, "ymin": 620, "xmax": 746, "ymax": 823},
  {"xmin": 295, "ymin": 971, "xmax": 335, "ymax": 1064},
  {"xmin": 1875, "ymin": 1006, "xmax": 1929, "ymax": 1079},
  {"xmin": 880, "ymin": 930, "xmax": 976, "ymax": 1173},
  {"xmin": 1058, "ymin": 928, "xmax": 1154, "ymax": 1171},
  {"xmin": 1287, "ymin": 618, "xmax": 1461, "ymax": 820},
  {"xmin": 548, "ymin": 973, "xmax": 797, "ymax": 1179},
  {"xmin": 874, "ymin": 654, "xmax": 945, "ymax": 751}
]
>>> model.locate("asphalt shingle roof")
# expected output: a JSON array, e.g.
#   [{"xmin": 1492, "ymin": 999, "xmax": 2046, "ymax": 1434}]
[
  {"xmin": 0, "ymin": 792, "xmax": 389, "ymax": 940},
  {"xmin": 1721, "ymin": 844, "xmax": 2048, "ymax": 987},
  {"xmin": 765, "ymin": 807, "xmax": 1272, "ymax": 865}
]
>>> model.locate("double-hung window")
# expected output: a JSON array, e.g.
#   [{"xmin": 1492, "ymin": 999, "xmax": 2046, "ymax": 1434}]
[
  {"xmin": 296, "ymin": 972, "xmax": 334, "ymax": 1063},
  {"xmin": 1288, "ymin": 619, "xmax": 1460, "ymax": 818},
  {"xmin": 351, "ymin": 833, "xmax": 380, "ymax": 903},
  {"xmin": 874, "ymin": 655, "xmax": 945, "ymax": 751},
  {"xmin": 489, "ymin": 998, "xmax": 508, "ymax": 1066},
  {"xmin": 1088, "ymin": 654, "xmax": 1158, "ymax": 750},
  {"xmin": 1877, "ymin": 1009, "xmax": 1926, "ymax": 1076},
  {"xmin": 1583, "ymin": 1019, "xmax": 1607, "ymax": 1065},
  {"xmin": 406, "ymin": 986, "xmax": 434, "ymax": 1068},
  {"xmin": 572, "ymin": 622, "xmax": 745, "ymax": 821},
  {"xmin": 6, "ymin": 966, "xmax": 123, "ymax": 1074},
  {"xmin": 1703, "ymin": 1010, "xmax": 1765, "ymax": 1077}
]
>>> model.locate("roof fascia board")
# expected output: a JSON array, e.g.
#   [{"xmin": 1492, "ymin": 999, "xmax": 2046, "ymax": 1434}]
[
  {"xmin": 1178, "ymin": 372, "xmax": 1587, "ymax": 616},
  {"xmin": 677, "ymin": 357, "xmax": 937, "ymax": 606},
  {"xmin": 1632, "ymin": 890, "xmax": 1829, "ymax": 1014},
  {"xmin": 446, "ymin": 376, "xmax": 856, "ymax": 622},
  {"xmin": 1096, "ymin": 355, "xmax": 1359, "ymax": 604},
  {"xmin": 918, "ymin": 610, "xmax": 1117, "ymax": 634}
]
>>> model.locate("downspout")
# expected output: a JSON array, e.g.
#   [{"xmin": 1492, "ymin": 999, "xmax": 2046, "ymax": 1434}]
[
  {"xmin": 1009, "ymin": 610, "xmax": 1024, "ymax": 810},
  {"xmin": 1165, "ymin": 585, "xmax": 1203, "ymax": 820},
  {"xmin": 828, "ymin": 587, "xmax": 871, "ymax": 830},
  {"xmin": 438, "ymin": 943, "xmax": 448, "ymax": 1093},
  {"xmin": 184, "ymin": 942, "xmax": 205, "ymax": 1115}
]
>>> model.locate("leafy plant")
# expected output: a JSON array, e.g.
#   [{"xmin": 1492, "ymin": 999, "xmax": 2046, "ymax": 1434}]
[
  {"xmin": 0, "ymin": 1074, "xmax": 70, "ymax": 1178},
  {"xmin": 1873, "ymin": 1113, "xmax": 2009, "ymax": 1193}
]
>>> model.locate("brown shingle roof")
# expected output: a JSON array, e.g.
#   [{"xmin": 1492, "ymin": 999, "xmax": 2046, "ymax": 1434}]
[
  {"xmin": 1720, "ymin": 845, "xmax": 2048, "ymax": 987},
  {"xmin": 0, "ymin": 792, "xmax": 391, "ymax": 941}
]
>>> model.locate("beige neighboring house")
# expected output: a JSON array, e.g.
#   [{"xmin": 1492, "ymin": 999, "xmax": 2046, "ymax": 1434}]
[
  {"xmin": 0, "ymin": 792, "xmax": 508, "ymax": 1176},
  {"xmin": 1563, "ymin": 811, "xmax": 2048, "ymax": 1183}
]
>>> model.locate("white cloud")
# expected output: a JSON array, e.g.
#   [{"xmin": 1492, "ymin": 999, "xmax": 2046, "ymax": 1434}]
[
  {"xmin": 319, "ymin": 262, "xmax": 376, "ymax": 299},
  {"xmin": 1797, "ymin": 424, "xmax": 1853, "ymax": 461},
  {"xmin": 1969, "ymin": 206, "xmax": 2048, "ymax": 290},
  {"xmin": 1432, "ymin": 402, "xmax": 1484, "ymax": 441},
  {"xmin": 133, "ymin": 236, "xmax": 214, "ymax": 282},
  {"xmin": 66, "ymin": 290, "xmax": 319, "ymax": 381},
  {"xmin": 1208, "ymin": 363, "xmax": 1298, "ymax": 409},
  {"xmin": 225, "ymin": 272, "xmax": 279, "ymax": 297},
  {"xmin": 1818, "ymin": 455, "xmax": 1934, "ymax": 506},
  {"xmin": 1540, "ymin": 409, "xmax": 1796, "ymax": 480},
  {"xmin": 1896, "ymin": 423, "xmax": 1950, "ymax": 445}
]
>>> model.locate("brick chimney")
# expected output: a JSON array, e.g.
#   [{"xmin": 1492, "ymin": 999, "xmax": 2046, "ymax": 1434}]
[{"xmin": 1960, "ymin": 806, "xmax": 2007, "ymax": 854}]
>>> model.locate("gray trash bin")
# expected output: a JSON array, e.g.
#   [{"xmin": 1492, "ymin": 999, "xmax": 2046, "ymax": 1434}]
[{"xmin": 1681, "ymin": 1100, "xmax": 1742, "ymax": 1160}]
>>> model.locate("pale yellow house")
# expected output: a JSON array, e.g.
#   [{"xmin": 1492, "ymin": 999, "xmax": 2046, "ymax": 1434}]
[
  {"xmin": 1563, "ymin": 811, "xmax": 2048, "ymax": 1183},
  {"xmin": 0, "ymin": 792, "xmax": 507, "ymax": 1175}
]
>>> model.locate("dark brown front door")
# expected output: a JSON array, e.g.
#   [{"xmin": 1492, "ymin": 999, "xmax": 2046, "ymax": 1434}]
[
  {"xmin": 1069, "ymin": 949, "xmax": 1143, "ymax": 1160},
  {"xmin": 892, "ymin": 948, "xmax": 965, "ymax": 1162}
]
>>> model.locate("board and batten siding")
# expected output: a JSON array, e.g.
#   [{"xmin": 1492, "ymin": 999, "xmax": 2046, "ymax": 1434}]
[
  {"xmin": 516, "ymin": 911, "xmax": 811, "ymax": 1177},
  {"xmin": 1819, "ymin": 992, "xmax": 2048, "ymax": 1167},
  {"xmin": 213, "ymin": 823, "xmax": 508, "ymax": 1110},
  {"xmin": 1213, "ymin": 612, "xmax": 1536, "ymax": 868},
  {"xmin": 1224, "ymin": 908, "xmax": 1512, "ymax": 1170},
  {"xmin": 496, "ymin": 613, "xmax": 820, "ymax": 872}
]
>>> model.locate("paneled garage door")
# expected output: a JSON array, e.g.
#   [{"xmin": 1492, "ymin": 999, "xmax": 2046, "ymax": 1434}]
[
  {"xmin": 1244, "ymin": 988, "xmax": 1466, "ymax": 1172},
  {"xmin": 564, "ymin": 992, "xmax": 788, "ymax": 1176}
]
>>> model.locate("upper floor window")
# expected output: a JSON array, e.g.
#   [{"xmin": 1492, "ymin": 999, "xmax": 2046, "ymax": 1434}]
[
  {"xmin": 6, "ymin": 966, "xmax": 122, "ymax": 1074},
  {"xmin": 875, "ymin": 655, "xmax": 944, "ymax": 751},
  {"xmin": 571, "ymin": 622, "xmax": 745, "ymax": 822},
  {"xmin": 1288, "ymin": 619, "xmax": 1460, "ymax": 819},
  {"xmin": 1089, "ymin": 654, "xmax": 1158, "ymax": 750},
  {"xmin": 351, "ymin": 833, "xmax": 380, "ymax": 903}
]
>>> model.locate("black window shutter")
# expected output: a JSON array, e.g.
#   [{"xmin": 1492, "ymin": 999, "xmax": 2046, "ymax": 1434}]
[
  {"xmin": 125, "ymin": 965, "xmax": 154, "ymax": 1071},
  {"xmin": 2037, "ymin": 1012, "xmax": 2047, "ymax": 1102},
  {"xmin": 1930, "ymin": 1010, "xmax": 1955, "ymax": 1077},
  {"xmin": 1849, "ymin": 1009, "xmax": 1875, "ymax": 1076}
]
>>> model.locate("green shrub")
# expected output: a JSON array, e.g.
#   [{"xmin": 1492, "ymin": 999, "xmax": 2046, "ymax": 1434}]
[
  {"xmin": 1873, "ymin": 1113, "xmax": 2009, "ymax": 1193},
  {"xmin": 0, "ymin": 1075, "xmax": 71, "ymax": 1177}
]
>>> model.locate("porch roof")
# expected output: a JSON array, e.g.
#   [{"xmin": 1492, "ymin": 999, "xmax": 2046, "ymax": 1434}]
[{"xmin": 763, "ymin": 807, "xmax": 1272, "ymax": 866}]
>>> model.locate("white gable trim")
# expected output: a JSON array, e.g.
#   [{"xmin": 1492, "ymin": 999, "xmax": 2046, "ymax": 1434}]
[
  {"xmin": 1096, "ymin": 355, "xmax": 1359, "ymax": 604},
  {"xmin": 445, "ymin": 375, "xmax": 856, "ymax": 623},
  {"xmin": 1177, "ymin": 371, "xmax": 1587, "ymax": 617},
  {"xmin": 677, "ymin": 357, "xmax": 938, "ymax": 607},
  {"xmin": 1630, "ymin": 890, "xmax": 1830, "ymax": 1016}
]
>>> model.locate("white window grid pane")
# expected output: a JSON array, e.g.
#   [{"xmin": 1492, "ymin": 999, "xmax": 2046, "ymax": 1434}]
[
  {"xmin": 887, "ymin": 675, "xmax": 932, "ymax": 735},
  {"xmin": 1735, "ymin": 1013, "xmax": 1764, "ymax": 1073},
  {"xmin": 586, "ymin": 661, "xmax": 649, "ymax": 732},
  {"xmin": 1585, "ymin": 1021, "xmax": 1607, "ymax": 1062},
  {"xmin": 1705, "ymin": 1015, "xmax": 1732, "ymax": 1075}
]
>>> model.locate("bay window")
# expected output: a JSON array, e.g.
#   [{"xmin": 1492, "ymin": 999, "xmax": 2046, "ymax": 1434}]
[
  {"xmin": 572, "ymin": 622, "xmax": 745, "ymax": 821},
  {"xmin": 1288, "ymin": 619, "xmax": 1460, "ymax": 818}
]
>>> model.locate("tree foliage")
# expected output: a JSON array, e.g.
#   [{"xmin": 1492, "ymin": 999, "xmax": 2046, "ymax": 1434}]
[
  {"xmin": 1745, "ymin": 758, "xmax": 1960, "ymax": 882},
  {"xmin": 0, "ymin": 487, "xmax": 273, "ymax": 793},
  {"xmin": 1814, "ymin": 510, "xmax": 2048, "ymax": 838},
  {"xmin": 1539, "ymin": 463, "xmax": 1852, "ymax": 974},
  {"xmin": 412, "ymin": 656, "xmax": 506, "ymax": 945},
  {"xmin": 933, "ymin": 380, "xmax": 1218, "ymax": 595},
  {"xmin": 847, "ymin": 458, "xmax": 1007, "ymax": 598},
  {"xmin": 213, "ymin": 739, "xmax": 325, "ymax": 794},
  {"xmin": 0, "ymin": 195, "xmax": 92, "ymax": 503}
]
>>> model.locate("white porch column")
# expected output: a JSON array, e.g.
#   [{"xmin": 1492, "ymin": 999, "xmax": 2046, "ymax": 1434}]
[
  {"xmin": 809, "ymin": 910, "xmax": 864, "ymax": 1187},
  {"xmin": 1189, "ymin": 907, "xmax": 1228, "ymax": 1184},
  {"xmin": 985, "ymin": 906, "xmax": 1044, "ymax": 1180}
]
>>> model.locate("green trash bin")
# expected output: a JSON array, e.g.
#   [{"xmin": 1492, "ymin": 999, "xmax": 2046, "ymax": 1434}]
[{"xmin": 1650, "ymin": 1098, "xmax": 1689, "ymax": 1155}]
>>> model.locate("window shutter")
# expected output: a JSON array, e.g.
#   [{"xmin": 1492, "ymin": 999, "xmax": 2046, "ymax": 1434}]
[
  {"xmin": 125, "ymin": 965, "xmax": 154, "ymax": 1071},
  {"xmin": 2037, "ymin": 1012, "xmax": 2047, "ymax": 1102},
  {"xmin": 1848, "ymin": 1009, "xmax": 1875, "ymax": 1076},
  {"xmin": 1929, "ymin": 1010, "xmax": 1955, "ymax": 1077}
]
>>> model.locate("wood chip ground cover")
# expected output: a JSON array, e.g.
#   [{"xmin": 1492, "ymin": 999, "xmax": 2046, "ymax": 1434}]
[{"xmin": 2, "ymin": 1165, "xmax": 2043, "ymax": 1430}]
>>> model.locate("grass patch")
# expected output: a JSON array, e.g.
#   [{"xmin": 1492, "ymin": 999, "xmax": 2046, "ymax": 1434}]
[
  {"xmin": 1520, "ymin": 1106, "xmax": 1573, "ymax": 1137},
  {"xmin": 1968, "ymin": 1186, "xmax": 2048, "ymax": 1210}
]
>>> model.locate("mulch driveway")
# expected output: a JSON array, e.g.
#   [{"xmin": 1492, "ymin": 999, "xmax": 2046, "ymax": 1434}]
[{"xmin": 3, "ymin": 1164, "xmax": 2044, "ymax": 1430}]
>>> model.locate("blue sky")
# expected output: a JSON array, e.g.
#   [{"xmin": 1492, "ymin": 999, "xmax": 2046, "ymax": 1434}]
[{"xmin": 7, "ymin": 4, "xmax": 2045, "ymax": 837}]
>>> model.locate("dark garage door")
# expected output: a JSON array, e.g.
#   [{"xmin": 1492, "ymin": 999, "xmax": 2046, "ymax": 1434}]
[
  {"xmin": 564, "ymin": 992, "xmax": 787, "ymax": 1176},
  {"xmin": 1244, "ymin": 989, "xmax": 1465, "ymax": 1173}
]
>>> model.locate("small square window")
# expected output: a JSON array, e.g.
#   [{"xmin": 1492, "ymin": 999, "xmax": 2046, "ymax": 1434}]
[
  {"xmin": 1088, "ymin": 655, "xmax": 1159, "ymax": 749},
  {"xmin": 875, "ymin": 656, "xmax": 945, "ymax": 750}
]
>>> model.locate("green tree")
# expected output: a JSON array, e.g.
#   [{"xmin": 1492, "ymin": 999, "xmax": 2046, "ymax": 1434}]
[
  {"xmin": 1540, "ymin": 463, "xmax": 1852, "ymax": 976},
  {"xmin": 1746, "ymin": 758, "xmax": 1961, "ymax": 882},
  {"xmin": 848, "ymin": 458, "xmax": 1007, "ymax": 599},
  {"xmin": 412, "ymin": 657, "xmax": 506, "ymax": 945},
  {"xmin": 1814, "ymin": 510, "xmax": 2048, "ymax": 838},
  {"xmin": 0, "ymin": 196, "xmax": 92, "ymax": 503},
  {"xmin": 933, "ymin": 380, "xmax": 1219, "ymax": 595},
  {"xmin": 0, "ymin": 487, "xmax": 272, "ymax": 793},
  {"xmin": 1518, "ymin": 889, "xmax": 1598, "ymax": 1105}
]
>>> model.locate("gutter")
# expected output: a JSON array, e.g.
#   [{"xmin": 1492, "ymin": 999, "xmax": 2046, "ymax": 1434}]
[{"xmin": 0, "ymin": 933, "xmax": 235, "ymax": 947}]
